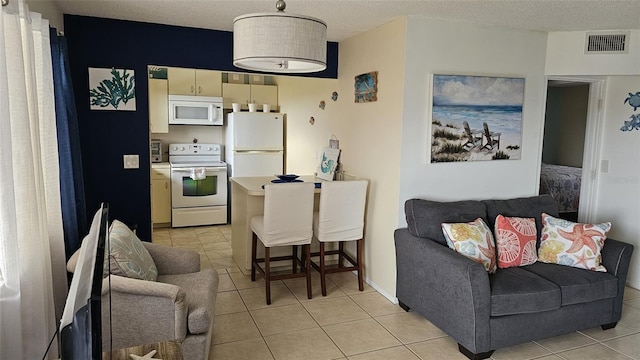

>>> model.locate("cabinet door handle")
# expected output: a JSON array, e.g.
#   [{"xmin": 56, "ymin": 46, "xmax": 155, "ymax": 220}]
[
  {"xmin": 165, "ymin": 181, "xmax": 168, "ymax": 190},
  {"xmin": 198, "ymin": 86, "xmax": 202, "ymax": 94},
  {"xmin": 191, "ymin": 85, "xmax": 195, "ymax": 94}
]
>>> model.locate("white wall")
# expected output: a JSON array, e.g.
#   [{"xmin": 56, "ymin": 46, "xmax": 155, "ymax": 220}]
[
  {"xmin": 26, "ymin": 0, "xmax": 63, "ymax": 30},
  {"xmin": 279, "ymin": 19, "xmax": 407, "ymax": 299},
  {"xmin": 398, "ymin": 17, "xmax": 549, "ymax": 227},
  {"xmin": 546, "ymin": 30, "xmax": 640, "ymax": 75},
  {"xmin": 595, "ymin": 76, "xmax": 640, "ymax": 287}
]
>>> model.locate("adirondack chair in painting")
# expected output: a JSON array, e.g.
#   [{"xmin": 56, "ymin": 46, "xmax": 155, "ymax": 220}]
[
  {"xmin": 482, "ymin": 122, "xmax": 501, "ymax": 150},
  {"xmin": 462, "ymin": 121, "xmax": 483, "ymax": 150}
]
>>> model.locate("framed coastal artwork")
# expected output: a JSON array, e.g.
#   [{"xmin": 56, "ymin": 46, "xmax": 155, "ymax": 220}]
[
  {"xmin": 354, "ymin": 71, "xmax": 378, "ymax": 103},
  {"xmin": 317, "ymin": 147, "xmax": 341, "ymax": 181},
  {"xmin": 429, "ymin": 74, "xmax": 524, "ymax": 163},
  {"xmin": 89, "ymin": 67, "xmax": 136, "ymax": 111}
]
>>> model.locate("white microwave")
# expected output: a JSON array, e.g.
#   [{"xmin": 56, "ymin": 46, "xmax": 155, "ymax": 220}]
[{"xmin": 168, "ymin": 95, "xmax": 223, "ymax": 126}]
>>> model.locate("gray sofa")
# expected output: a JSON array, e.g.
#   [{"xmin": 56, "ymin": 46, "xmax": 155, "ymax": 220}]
[{"xmin": 395, "ymin": 195, "xmax": 634, "ymax": 360}]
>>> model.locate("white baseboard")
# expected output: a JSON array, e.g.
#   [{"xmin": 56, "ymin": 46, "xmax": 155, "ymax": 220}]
[{"xmin": 363, "ymin": 273, "xmax": 398, "ymax": 304}]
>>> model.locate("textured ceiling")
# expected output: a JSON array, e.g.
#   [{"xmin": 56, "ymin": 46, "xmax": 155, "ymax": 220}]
[{"xmin": 51, "ymin": 0, "xmax": 640, "ymax": 41}]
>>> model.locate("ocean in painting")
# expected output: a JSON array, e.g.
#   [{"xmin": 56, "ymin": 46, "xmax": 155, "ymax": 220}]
[{"xmin": 432, "ymin": 104, "xmax": 523, "ymax": 148}]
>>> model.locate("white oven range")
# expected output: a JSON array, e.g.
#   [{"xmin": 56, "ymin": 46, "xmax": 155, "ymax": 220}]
[{"xmin": 169, "ymin": 143, "xmax": 227, "ymax": 227}]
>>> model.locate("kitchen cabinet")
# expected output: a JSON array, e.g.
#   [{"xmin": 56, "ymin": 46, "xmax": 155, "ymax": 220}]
[
  {"xmin": 149, "ymin": 78, "xmax": 169, "ymax": 133},
  {"xmin": 151, "ymin": 164, "xmax": 171, "ymax": 226},
  {"xmin": 222, "ymin": 83, "xmax": 278, "ymax": 111},
  {"xmin": 250, "ymin": 85, "xmax": 278, "ymax": 111},
  {"xmin": 168, "ymin": 68, "xmax": 222, "ymax": 97}
]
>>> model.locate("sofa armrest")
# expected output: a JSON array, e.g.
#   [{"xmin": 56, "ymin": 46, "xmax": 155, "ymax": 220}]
[
  {"xmin": 101, "ymin": 275, "xmax": 189, "ymax": 350},
  {"xmin": 143, "ymin": 242, "xmax": 200, "ymax": 275},
  {"xmin": 601, "ymin": 238, "xmax": 634, "ymax": 321},
  {"xmin": 395, "ymin": 228, "xmax": 492, "ymax": 353}
]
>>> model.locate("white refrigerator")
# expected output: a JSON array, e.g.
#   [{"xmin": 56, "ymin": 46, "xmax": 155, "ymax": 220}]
[{"xmin": 225, "ymin": 112, "xmax": 284, "ymax": 177}]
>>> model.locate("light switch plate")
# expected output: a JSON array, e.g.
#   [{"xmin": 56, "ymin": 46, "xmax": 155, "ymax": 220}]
[
  {"xmin": 123, "ymin": 154, "xmax": 139, "ymax": 169},
  {"xmin": 601, "ymin": 159, "xmax": 609, "ymax": 173}
]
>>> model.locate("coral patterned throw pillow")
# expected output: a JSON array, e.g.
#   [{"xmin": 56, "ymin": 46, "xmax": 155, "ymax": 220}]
[
  {"xmin": 495, "ymin": 215, "xmax": 538, "ymax": 268},
  {"xmin": 538, "ymin": 213, "xmax": 611, "ymax": 272},
  {"xmin": 442, "ymin": 218, "xmax": 497, "ymax": 273}
]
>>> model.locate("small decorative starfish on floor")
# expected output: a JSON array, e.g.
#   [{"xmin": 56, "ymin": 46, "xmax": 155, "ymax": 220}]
[{"xmin": 130, "ymin": 350, "xmax": 161, "ymax": 360}]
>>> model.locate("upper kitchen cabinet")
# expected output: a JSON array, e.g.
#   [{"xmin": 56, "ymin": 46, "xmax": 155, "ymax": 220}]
[
  {"xmin": 168, "ymin": 67, "xmax": 222, "ymax": 97},
  {"xmin": 222, "ymin": 83, "xmax": 278, "ymax": 111},
  {"xmin": 222, "ymin": 83, "xmax": 251, "ymax": 110},
  {"xmin": 250, "ymin": 84, "xmax": 278, "ymax": 110},
  {"xmin": 149, "ymin": 78, "xmax": 169, "ymax": 133}
]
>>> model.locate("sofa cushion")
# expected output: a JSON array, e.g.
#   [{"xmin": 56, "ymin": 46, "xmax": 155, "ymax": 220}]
[
  {"xmin": 442, "ymin": 218, "xmax": 497, "ymax": 273},
  {"xmin": 495, "ymin": 215, "xmax": 538, "ymax": 268},
  {"xmin": 490, "ymin": 267, "xmax": 561, "ymax": 316},
  {"xmin": 538, "ymin": 213, "xmax": 611, "ymax": 272},
  {"xmin": 158, "ymin": 267, "xmax": 219, "ymax": 334},
  {"xmin": 405, "ymin": 199, "xmax": 487, "ymax": 245},
  {"xmin": 108, "ymin": 220, "xmax": 158, "ymax": 281},
  {"xmin": 522, "ymin": 262, "xmax": 618, "ymax": 306},
  {"xmin": 483, "ymin": 195, "xmax": 558, "ymax": 243}
]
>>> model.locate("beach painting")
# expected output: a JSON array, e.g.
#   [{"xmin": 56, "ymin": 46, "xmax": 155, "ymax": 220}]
[{"xmin": 430, "ymin": 74, "xmax": 524, "ymax": 163}]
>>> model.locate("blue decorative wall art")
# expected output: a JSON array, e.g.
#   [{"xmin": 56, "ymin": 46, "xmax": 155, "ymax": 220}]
[
  {"xmin": 89, "ymin": 67, "xmax": 136, "ymax": 111},
  {"xmin": 621, "ymin": 91, "xmax": 640, "ymax": 132}
]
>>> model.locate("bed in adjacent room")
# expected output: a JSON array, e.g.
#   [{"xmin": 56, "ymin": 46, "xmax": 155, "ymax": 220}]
[{"xmin": 539, "ymin": 163, "xmax": 582, "ymax": 214}]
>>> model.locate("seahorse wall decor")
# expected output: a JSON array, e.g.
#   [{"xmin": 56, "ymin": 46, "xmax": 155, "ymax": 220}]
[{"xmin": 621, "ymin": 91, "xmax": 640, "ymax": 132}]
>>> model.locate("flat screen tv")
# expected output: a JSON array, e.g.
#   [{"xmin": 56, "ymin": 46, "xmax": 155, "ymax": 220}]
[{"xmin": 58, "ymin": 203, "xmax": 109, "ymax": 360}]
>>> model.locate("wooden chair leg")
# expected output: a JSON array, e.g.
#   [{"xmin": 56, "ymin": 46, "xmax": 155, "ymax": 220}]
[
  {"xmin": 292, "ymin": 245, "xmax": 298, "ymax": 274},
  {"xmin": 320, "ymin": 242, "xmax": 327, "ymax": 296},
  {"xmin": 357, "ymin": 238, "xmax": 364, "ymax": 291},
  {"xmin": 251, "ymin": 233, "xmax": 257, "ymax": 281},
  {"xmin": 265, "ymin": 247, "xmax": 271, "ymax": 305},
  {"xmin": 305, "ymin": 244, "xmax": 312, "ymax": 299},
  {"xmin": 338, "ymin": 241, "xmax": 344, "ymax": 268}
]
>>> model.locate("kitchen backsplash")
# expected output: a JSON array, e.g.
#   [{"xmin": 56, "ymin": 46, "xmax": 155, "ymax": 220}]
[{"xmin": 152, "ymin": 123, "xmax": 225, "ymax": 161}]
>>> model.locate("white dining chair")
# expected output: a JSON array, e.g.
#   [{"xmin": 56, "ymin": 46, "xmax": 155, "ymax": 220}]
[
  {"xmin": 311, "ymin": 180, "xmax": 368, "ymax": 296},
  {"xmin": 250, "ymin": 182, "xmax": 315, "ymax": 305}
]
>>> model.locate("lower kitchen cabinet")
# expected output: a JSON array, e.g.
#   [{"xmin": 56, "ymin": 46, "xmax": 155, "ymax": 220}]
[{"xmin": 151, "ymin": 164, "xmax": 171, "ymax": 226}]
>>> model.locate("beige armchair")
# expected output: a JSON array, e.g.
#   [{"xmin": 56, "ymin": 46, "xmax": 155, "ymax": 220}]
[{"xmin": 68, "ymin": 242, "xmax": 218, "ymax": 360}]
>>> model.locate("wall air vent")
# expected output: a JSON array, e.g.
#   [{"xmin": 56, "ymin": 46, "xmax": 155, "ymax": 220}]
[{"xmin": 585, "ymin": 31, "xmax": 629, "ymax": 54}]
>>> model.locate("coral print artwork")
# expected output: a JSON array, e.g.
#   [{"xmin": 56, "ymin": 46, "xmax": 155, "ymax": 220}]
[{"xmin": 89, "ymin": 67, "xmax": 136, "ymax": 111}]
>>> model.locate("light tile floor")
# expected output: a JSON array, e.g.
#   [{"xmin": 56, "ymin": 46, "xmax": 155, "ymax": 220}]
[{"xmin": 153, "ymin": 225, "xmax": 640, "ymax": 360}]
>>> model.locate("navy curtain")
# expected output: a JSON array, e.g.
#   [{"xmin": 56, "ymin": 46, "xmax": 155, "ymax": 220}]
[{"xmin": 50, "ymin": 28, "xmax": 87, "ymax": 259}]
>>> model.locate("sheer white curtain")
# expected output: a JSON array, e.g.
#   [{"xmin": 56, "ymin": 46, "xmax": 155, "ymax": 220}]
[{"xmin": 0, "ymin": 0, "xmax": 67, "ymax": 358}]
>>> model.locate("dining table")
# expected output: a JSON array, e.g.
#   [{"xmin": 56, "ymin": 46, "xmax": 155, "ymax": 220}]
[{"xmin": 228, "ymin": 174, "xmax": 357, "ymax": 274}]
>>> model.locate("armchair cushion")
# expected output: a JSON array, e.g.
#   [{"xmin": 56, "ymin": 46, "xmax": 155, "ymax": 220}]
[
  {"xmin": 158, "ymin": 267, "xmax": 218, "ymax": 335},
  {"xmin": 108, "ymin": 220, "xmax": 158, "ymax": 281}
]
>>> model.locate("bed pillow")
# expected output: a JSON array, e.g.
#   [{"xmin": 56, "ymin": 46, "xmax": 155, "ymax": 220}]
[
  {"xmin": 495, "ymin": 215, "xmax": 538, "ymax": 268},
  {"xmin": 107, "ymin": 220, "xmax": 158, "ymax": 281},
  {"xmin": 442, "ymin": 218, "xmax": 497, "ymax": 273},
  {"xmin": 537, "ymin": 213, "xmax": 611, "ymax": 272}
]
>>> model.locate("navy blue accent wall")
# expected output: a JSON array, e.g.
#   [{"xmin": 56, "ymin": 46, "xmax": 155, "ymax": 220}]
[{"xmin": 64, "ymin": 15, "xmax": 339, "ymax": 241}]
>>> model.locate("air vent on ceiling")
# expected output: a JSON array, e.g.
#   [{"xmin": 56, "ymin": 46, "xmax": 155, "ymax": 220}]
[{"xmin": 585, "ymin": 31, "xmax": 629, "ymax": 54}]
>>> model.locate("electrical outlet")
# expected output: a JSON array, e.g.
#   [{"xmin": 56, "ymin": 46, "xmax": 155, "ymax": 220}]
[{"xmin": 123, "ymin": 154, "xmax": 139, "ymax": 169}]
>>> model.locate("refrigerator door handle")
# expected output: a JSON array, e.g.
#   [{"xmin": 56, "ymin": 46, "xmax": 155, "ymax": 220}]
[{"xmin": 234, "ymin": 150, "xmax": 282, "ymax": 154}]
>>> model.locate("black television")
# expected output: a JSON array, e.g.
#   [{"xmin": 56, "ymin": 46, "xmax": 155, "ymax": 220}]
[{"xmin": 59, "ymin": 203, "xmax": 109, "ymax": 360}]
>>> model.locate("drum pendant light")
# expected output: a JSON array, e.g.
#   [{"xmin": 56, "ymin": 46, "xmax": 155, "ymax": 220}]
[{"xmin": 233, "ymin": 0, "xmax": 327, "ymax": 73}]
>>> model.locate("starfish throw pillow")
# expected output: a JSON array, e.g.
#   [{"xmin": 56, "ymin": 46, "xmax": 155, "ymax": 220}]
[
  {"xmin": 442, "ymin": 218, "xmax": 497, "ymax": 273},
  {"xmin": 538, "ymin": 213, "xmax": 611, "ymax": 272}
]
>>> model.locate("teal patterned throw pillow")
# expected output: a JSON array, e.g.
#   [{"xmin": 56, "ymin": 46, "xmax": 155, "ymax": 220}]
[{"xmin": 107, "ymin": 220, "xmax": 158, "ymax": 281}]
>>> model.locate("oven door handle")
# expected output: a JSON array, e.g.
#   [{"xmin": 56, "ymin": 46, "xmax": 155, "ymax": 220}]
[{"xmin": 171, "ymin": 168, "xmax": 226, "ymax": 174}]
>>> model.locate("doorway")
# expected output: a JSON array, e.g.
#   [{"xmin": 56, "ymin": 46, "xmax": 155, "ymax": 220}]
[{"xmin": 540, "ymin": 77, "xmax": 606, "ymax": 223}]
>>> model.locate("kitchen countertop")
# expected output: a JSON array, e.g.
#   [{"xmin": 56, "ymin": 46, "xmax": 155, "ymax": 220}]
[
  {"xmin": 151, "ymin": 162, "xmax": 170, "ymax": 169},
  {"xmin": 229, "ymin": 175, "xmax": 323, "ymax": 196}
]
